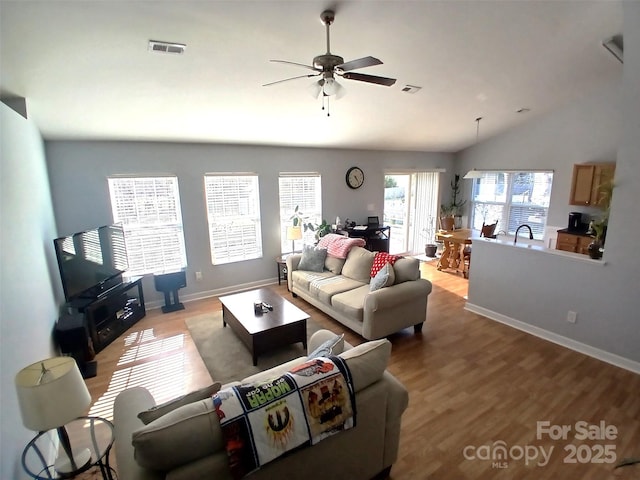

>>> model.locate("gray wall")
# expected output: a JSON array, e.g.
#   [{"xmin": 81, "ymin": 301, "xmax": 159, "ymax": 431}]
[
  {"xmin": 45, "ymin": 141, "xmax": 453, "ymax": 305},
  {"xmin": 0, "ymin": 102, "xmax": 60, "ymax": 480},
  {"xmin": 464, "ymin": 1, "xmax": 640, "ymax": 367}
]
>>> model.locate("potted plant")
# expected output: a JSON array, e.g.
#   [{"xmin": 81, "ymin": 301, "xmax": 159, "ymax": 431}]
[
  {"xmin": 422, "ymin": 215, "xmax": 438, "ymax": 257},
  {"xmin": 289, "ymin": 206, "xmax": 330, "ymax": 244},
  {"xmin": 440, "ymin": 174, "xmax": 466, "ymax": 230},
  {"xmin": 587, "ymin": 180, "xmax": 613, "ymax": 260}
]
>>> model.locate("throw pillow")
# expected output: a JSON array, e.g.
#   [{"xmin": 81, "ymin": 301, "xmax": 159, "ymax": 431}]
[
  {"xmin": 298, "ymin": 246, "xmax": 328, "ymax": 272},
  {"xmin": 370, "ymin": 252, "xmax": 401, "ymax": 278},
  {"xmin": 137, "ymin": 382, "xmax": 222, "ymax": 425},
  {"xmin": 307, "ymin": 333, "xmax": 345, "ymax": 359},
  {"xmin": 132, "ymin": 397, "xmax": 224, "ymax": 471},
  {"xmin": 369, "ymin": 263, "xmax": 396, "ymax": 291}
]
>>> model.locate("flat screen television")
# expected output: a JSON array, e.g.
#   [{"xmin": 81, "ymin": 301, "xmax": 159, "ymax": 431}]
[{"xmin": 54, "ymin": 224, "xmax": 129, "ymax": 302}]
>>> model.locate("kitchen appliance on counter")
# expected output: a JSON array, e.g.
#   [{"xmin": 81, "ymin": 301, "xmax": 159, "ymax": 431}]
[{"xmin": 568, "ymin": 212, "xmax": 583, "ymax": 231}]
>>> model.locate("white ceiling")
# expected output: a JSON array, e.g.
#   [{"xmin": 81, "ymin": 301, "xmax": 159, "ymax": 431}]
[{"xmin": 0, "ymin": 1, "xmax": 624, "ymax": 152}]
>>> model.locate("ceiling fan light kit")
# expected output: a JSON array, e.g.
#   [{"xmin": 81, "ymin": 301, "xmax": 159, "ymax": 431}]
[{"xmin": 264, "ymin": 9, "xmax": 397, "ymax": 115}]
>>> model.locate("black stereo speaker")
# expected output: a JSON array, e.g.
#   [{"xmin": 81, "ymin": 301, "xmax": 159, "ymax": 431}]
[
  {"xmin": 154, "ymin": 269, "xmax": 187, "ymax": 313},
  {"xmin": 55, "ymin": 313, "xmax": 97, "ymax": 378}
]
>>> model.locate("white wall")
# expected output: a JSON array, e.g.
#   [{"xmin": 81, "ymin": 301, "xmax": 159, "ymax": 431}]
[
  {"xmin": 0, "ymin": 102, "xmax": 60, "ymax": 479},
  {"xmin": 463, "ymin": 2, "xmax": 640, "ymax": 367},
  {"xmin": 45, "ymin": 141, "xmax": 453, "ymax": 305}
]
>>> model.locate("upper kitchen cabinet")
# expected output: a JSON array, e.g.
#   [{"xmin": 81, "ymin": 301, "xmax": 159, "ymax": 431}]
[{"xmin": 569, "ymin": 163, "xmax": 615, "ymax": 206}]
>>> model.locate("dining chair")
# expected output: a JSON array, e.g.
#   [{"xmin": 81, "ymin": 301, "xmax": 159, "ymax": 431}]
[{"xmin": 462, "ymin": 221, "xmax": 498, "ymax": 278}]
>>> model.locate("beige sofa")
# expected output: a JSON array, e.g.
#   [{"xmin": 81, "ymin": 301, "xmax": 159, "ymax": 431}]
[
  {"xmin": 287, "ymin": 246, "xmax": 432, "ymax": 340},
  {"xmin": 114, "ymin": 330, "xmax": 409, "ymax": 480}
]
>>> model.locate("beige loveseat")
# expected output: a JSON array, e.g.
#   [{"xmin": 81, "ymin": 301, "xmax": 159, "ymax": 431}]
[
  {"xmin": 287, "ymin": 246, "xmax": 432, "ymax": 340},
  {"xmin": 114, "ymin": 330, "xmax": 409, "ymax": 480}
]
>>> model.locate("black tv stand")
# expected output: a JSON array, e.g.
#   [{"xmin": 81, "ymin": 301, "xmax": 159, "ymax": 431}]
[{"xmin": 68, "ymin": 277, "xmax": 146, "ymax": 354}]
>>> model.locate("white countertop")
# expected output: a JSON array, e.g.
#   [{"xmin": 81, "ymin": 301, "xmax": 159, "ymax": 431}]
[{"xmin": 474, "ymin": 236, "xmax": 606, "ymax": 265}]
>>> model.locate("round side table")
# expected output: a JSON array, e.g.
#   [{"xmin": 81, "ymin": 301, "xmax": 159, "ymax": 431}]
[{"xmin": 22, "ymin": 416, "xmax": 114, "ymax": 480}]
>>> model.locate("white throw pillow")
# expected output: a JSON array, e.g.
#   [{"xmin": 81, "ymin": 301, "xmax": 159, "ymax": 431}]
[{"xmin": 370, "ymin": 262, "xmax": 395, "ymax": 291}]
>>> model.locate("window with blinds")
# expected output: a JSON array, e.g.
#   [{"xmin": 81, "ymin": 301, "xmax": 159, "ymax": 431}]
[
  {"xmin": 108, "ymin": 176, "xmax": 187, "ymax": 275},
  {"xmin": 204, "ymin": 174, "xmax": 263, "ymax": 265},
  {"xmin": 470, "ymin": 171, "xmax": 554, "ymax": 240},
  {"xmin": 278, "ymin": 174, "xmax": 322, "ymax": 253}
]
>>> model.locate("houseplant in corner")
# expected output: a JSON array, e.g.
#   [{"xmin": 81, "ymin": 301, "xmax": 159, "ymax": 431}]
[{"xmin": 440, "ymin": 174, "xmax": 466, "ymax": 231}]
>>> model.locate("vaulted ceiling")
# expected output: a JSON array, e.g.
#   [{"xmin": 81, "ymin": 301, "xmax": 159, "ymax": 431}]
[{"xmin": 0, "ymin": 1, "xmax": 624, "ymax": 152}]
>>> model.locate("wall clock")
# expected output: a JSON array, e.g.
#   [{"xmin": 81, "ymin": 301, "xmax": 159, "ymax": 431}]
[{"xmin": 346, "ymin": 166, "xmax": 364, "ymax": 189}]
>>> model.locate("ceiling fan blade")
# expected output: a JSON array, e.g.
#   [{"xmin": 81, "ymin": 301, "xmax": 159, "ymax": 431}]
[
  {"xmin": 341, "ymin": 72, "xmax": 396, "ymax": 86},
  {"xmin": 337, "ymin": 56, "xmax": 383, "ymax": 72},
  {"xmin": 270, "ymin": 60, "xmax": 319, "ymax": 72},
  {"xmin": 263, "ymin": 73, "xmax": 320, "ymax": 87}
]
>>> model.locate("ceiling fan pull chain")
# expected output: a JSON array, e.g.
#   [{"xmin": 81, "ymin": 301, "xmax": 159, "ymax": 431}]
[{"xmin": 327, "ymin": 96, "xmax": 330, "ymax": 117}]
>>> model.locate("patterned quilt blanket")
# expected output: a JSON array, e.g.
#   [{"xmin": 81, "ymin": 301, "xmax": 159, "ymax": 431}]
[{"xmin": 212, "ymin": 356, "xmax": 356, "ymax": 479}]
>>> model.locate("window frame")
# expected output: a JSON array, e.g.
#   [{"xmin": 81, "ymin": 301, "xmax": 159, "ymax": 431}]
[
  {"xmin": 204, "ymin": 173, "xmax": 263, "ymax": 265},
  {"xmin": 107, "ymin": 175, "xmax": 187, "ymax": 276},
  {"xmin": 278, "ymin": 173, "xmax": 322, "ymax": 254},
  {"xmin": 469, "ymin": 170, "xmax": 554, "ymax": 241}
]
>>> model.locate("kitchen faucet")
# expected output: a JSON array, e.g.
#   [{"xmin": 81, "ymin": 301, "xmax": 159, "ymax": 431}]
[{"xmin": 514, "ymin": 224, "xmax": 534, "ymax": 244}]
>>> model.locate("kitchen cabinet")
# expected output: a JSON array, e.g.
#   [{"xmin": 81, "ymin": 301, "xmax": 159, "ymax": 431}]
[
  {"xmin": 569, "ymin": 163, "xmax": 615, "ymax": 206},
  {"xmin": 556, "ymin": 231, "xmax": 593, "ymax": 255}
]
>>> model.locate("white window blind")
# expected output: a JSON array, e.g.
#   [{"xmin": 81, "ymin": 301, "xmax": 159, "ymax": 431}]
[
  {"xmin": 204, "ymin": 174, "xmax": 263, "ymax": 265},
  {"xmin": 278, "ymin": 174, "xmax": 322, "ymax": 253},
  {"xmin": 470, "ymin": 171, "xmax": 554, "ymax": 240},
  {"xmin": 108, "ymin": 176, "xmax": 187, "ymax": 275}
]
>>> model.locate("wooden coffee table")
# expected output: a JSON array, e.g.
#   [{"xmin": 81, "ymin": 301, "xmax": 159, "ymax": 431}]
[{"xmin": 219, "ymin": 288, "xmax": 309, "ymax": 366}]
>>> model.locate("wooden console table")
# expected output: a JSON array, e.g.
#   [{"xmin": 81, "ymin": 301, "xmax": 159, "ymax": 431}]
[{"xmin": 435, "ymin": 229, "xmax": 472, "ymax": 275}]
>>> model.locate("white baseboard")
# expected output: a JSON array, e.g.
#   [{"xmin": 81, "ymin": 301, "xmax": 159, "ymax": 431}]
[
  {"xmin": 464, "ymin": 302, "xmax": 640, "ymax": 375},
  {"xmin": 145, "ymin": 278, "xmax": 279, "ymax": 310}
]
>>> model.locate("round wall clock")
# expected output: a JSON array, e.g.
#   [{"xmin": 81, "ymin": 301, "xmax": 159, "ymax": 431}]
[{"xmin": 346, "ymin": 166, "xmax": 364, "ymax": 189}]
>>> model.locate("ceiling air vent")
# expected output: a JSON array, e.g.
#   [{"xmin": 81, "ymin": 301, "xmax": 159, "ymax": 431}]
[
  {"xmin": 401, "ymin": 85, "xmax": 422, "ymax": 94},
  {"xmin": 148, "ymin": 40, "xmax": 186, "ymax": 55}
]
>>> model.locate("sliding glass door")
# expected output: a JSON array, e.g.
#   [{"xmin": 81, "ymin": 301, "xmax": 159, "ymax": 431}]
[{"xmin": 384, "ymin": 172, "xmax": 439, "ymax": 255}]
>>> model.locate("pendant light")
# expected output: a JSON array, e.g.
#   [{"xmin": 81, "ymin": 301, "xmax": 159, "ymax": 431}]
[{"xmin": 463, "ymin": 117, "xmax": 484, "ymax": 179}]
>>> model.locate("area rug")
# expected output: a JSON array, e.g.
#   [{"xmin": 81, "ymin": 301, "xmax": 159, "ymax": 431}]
[{"xmin": 186, "ymin": 310, "xmax": 323, "ymax": 384}]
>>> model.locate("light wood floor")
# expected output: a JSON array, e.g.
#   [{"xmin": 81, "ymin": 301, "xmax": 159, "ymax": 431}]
[{"xmin": 81, "ymin": 261, "xmax": 640, "ymax": 479}]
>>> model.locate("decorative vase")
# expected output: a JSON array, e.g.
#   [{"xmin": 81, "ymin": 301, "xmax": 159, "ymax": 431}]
[
  {"xmin": 588, "ymin": 240, "xmax": 603, "ymax": 259},
  {"xmin": 425, "ymin": 244, "xmax": 437, "ymax": 257}
]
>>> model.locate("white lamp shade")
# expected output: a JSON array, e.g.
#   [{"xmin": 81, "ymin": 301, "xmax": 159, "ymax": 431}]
[
  {"xmin": 15, "ymin": 357, "xmax": 91, "ymax": 432},
  {"xmin": 286, "ymin": 226, "xmax": 303, "ymax": 241}
]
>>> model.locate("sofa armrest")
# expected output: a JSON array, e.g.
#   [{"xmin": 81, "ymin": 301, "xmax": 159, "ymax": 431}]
[
  {"xmin": 365, "ymin": 278, "xmax": 432, "ymax": 311},
  {"xmin": 380, "ymin": 371, "xmax": 409, "ymax": 467},
  {"xmin": 286, "ymin": 254, "xmax": 302, "ymax": 291},
  {"xmin": 114, "ymin": 387, "xmax": 164, "ymax": 480}
]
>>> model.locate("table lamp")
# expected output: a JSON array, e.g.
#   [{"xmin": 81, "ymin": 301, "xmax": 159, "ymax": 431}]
[
  {"xmin": 286, "ymin": 226, "xmax": 303, "ymax": 253},
  {"xmin": 15, "ymin": 357, "xmax": 92, "ymax": 475}
]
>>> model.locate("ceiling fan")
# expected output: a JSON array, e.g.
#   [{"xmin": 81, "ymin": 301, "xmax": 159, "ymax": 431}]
[{"xmin": 263, "ymin": 10, "xmax": 396, "ymax": 112}]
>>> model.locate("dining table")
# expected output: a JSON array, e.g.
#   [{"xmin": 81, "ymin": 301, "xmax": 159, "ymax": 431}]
[{"xmin": 435, "ymin": 228, "xmax": 473, "ymax": 275}]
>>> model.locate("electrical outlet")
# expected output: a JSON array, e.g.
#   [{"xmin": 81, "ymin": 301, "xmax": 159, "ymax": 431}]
[
  {"xmin": 195, "ymin": 271, "xmax": 202, "ymax": 281},
  {"xmin": 567, "ymin": 311, "xmax": 577, "ymax": 324}
]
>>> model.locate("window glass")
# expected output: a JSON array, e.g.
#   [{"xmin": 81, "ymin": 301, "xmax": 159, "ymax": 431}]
[
  {"xmin": 108, "ymin": 176, "xmax": 187, "ymax": 275},
  {"xmin": 278, "ymin": 174, "xmax": 321, "ymax": 253},
  {"xmin": 204, "ymin": 174, "xmax": 263, "ymax": 265},
  {"xmin": 471, "ymin": 171, "xmax": 554, "ymax": 240}
]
